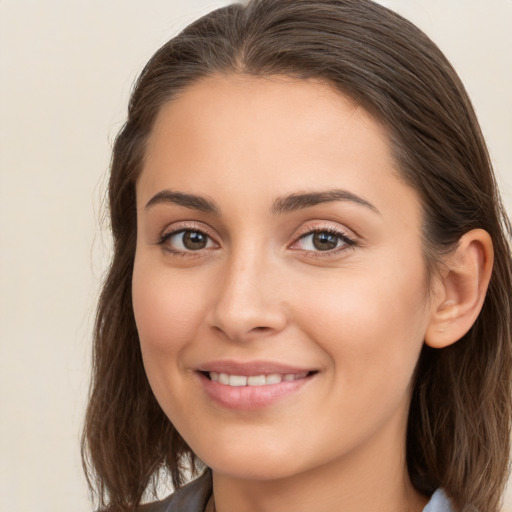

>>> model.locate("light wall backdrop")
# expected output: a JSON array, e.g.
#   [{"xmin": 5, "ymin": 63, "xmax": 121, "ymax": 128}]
[{"xmin": 1, "ymin": 1, "xmax": 511, "ymax": 511}]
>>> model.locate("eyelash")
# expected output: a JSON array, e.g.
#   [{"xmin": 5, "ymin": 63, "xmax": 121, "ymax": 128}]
[{"xmin": 157, "ymin": 225, "xmax": 356, "ymax": 258}]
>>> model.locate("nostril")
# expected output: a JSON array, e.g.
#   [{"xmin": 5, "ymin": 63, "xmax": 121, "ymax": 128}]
[{"xmin": 252, "ymin": 326, "xmax": 270, "ymax": 332}]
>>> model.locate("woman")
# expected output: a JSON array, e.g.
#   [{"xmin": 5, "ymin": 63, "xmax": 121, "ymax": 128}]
[{"xmin": 82, "ymin": 1, "xmax": 512, "ymax": 511}]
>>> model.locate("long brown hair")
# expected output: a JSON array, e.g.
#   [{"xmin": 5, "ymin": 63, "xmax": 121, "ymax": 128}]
[{"xmin": 82, "ymin": 1, "xmax": 512, "ymax": 510}]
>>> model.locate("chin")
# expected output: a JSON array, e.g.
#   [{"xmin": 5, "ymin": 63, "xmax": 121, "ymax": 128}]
[
  {"xmin": 208, "ymin": 460, "xmax": 301, "ymax": 482},
  {"xmin": 198, "ymin": 444, "xmax": 308, "ymax": 482}
]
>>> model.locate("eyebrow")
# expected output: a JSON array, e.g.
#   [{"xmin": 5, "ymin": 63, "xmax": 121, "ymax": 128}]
[
  {"xmin": 145, "ymin": 190, "xmax": 219, "ymax": 213},
  {"xmin": 144, "ymin": 188, "xmax": 379, "ymax": 215},
  {"xmin": 271, "ymin": 189, "xmax": 379, "ymax": 215}
]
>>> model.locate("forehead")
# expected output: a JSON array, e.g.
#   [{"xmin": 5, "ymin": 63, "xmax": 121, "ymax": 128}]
[
  {"xmin": 147, "ymin": 74, "xmax": 374, "ymax": 154},
  {"xmin": 138, "ymin": 73, "xmax": 419, "ymax": 222}
]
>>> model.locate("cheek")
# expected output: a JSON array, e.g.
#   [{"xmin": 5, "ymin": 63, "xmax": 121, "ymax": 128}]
[
  {"xmin": 132, "ymin": 261, "xmax": 207, "ymax": 358},
  {"xmin": 131, "ymin": 259, "xmax": 213, "ymax": 425},
  {"xmin": 293, "ymin": 258, "xmax": 429, "ymax": 385}
]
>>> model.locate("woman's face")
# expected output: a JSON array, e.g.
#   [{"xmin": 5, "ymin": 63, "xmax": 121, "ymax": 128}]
[{"xmin": 133, "ymin": 74, "xmax": 436, "ymax": 482}]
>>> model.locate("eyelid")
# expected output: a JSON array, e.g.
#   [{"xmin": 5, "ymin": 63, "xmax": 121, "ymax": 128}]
[{"xmin": 160, "ymin": 220, "xmax": 215, "ymax": 238}]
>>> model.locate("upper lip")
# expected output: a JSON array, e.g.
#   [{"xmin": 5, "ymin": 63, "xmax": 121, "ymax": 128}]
[{"xmin": 197, "ymin": 360, "xmax": 316, "ymax": 376}]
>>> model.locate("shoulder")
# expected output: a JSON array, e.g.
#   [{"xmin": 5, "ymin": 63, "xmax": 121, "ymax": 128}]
[
  {"xmin": 423, "ymin": 489, "xmax": 454, "ymax": 512},
  {"xmin": 138, "ymin": 471, "xmax": 212, "ymax": 512}
]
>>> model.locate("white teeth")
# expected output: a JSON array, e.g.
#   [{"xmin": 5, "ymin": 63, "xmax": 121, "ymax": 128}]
[
  {"xmin": 266, "ymin": 373, "xmax": 283, "ymax": 385},
  {"xmin": 229, "ymin": 375, "xmax": 247, "ymax": 386},
  {"xmin": 218, "ymin": 373, "xmax": 229, "ymax": 385},
  {"xmin": 208, "ymin": 371, "xmax": 309, "ymax": 386},
  {"xmin": 247, "ymin": 375, "xmax": 266, "ymax": 386}
]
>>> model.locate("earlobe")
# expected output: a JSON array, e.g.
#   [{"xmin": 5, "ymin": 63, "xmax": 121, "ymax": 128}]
[{"xmin": 425, "ymin": 229, "xmax": 494, "ymax": 349}]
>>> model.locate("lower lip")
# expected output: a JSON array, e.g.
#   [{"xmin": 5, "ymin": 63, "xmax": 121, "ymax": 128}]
[{"xmin": 198, "ymin": 372, "xmax": 314, "ymax": 410}]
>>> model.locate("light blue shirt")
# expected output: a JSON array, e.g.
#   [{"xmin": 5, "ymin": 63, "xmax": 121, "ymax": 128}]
[{"xmin": 424, "ymin": 489, "xmax": 454, "ymax": 512}]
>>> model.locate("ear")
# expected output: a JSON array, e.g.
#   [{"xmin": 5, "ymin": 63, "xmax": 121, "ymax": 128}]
[{"xmin": 425, "ymin": 229, "xmax": 494, "ymax": 349}]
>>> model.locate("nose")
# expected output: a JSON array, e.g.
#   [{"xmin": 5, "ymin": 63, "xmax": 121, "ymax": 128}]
[{"xmin": 208, "ymin": 249, "xmax": 288, "ymax": 342}]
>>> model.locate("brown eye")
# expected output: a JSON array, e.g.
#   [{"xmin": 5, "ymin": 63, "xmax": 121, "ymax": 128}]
[
  {"xmin": 312, "ymin": 232, "xmax": 339, "ymax": 251},
  {"xmin": 161, "ymin": 229, "xmax": 216, "ymax": 253},
  {"xmin": 293, "ymin": 229, "xmax": 355, "ymax": 254},
  {"xmin": 182, "ymin": 231, "xmax": 208, "ymax": 250}
]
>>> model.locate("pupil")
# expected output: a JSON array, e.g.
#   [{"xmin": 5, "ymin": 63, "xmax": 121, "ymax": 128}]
[
  {"xmin": 312, "ymin": 232, "xmax": 338, "ymax": 251},
  {"xmin": 183, "ymin": 231, "xmax": 207, "ymax": 250}
]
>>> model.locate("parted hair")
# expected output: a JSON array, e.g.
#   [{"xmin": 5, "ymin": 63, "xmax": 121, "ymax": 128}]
[{"xmin": 82, "ymin": 1, "xmax": 512, "ymax": 511}]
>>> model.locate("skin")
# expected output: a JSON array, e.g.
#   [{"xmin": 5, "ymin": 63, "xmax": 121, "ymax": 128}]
[{"xmin": 132, "ymin": 74, "xmax": 440, "ymax": 512}]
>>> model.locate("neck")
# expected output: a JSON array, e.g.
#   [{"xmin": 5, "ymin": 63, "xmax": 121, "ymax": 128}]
[
  {"xmin": 212, "ymin": 459, "xmax": 426, "ymax": 512},
  {"xmin": 210, "ymin": 415, "xmax": 428, "ymax": 512}
]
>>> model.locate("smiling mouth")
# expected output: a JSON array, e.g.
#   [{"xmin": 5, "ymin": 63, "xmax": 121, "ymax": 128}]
[
  {"xmin": 203, "ymin": 371, "xmax": 314, "ymax": 387},
  {"xmin": 198, "ymin": 368, "xmax": 317, "ymax": 409}
]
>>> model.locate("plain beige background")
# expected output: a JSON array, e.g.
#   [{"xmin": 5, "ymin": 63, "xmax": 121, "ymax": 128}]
[{"xmin": 0, "ymin": 1, "xmax": 511, "ymax": 511}]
